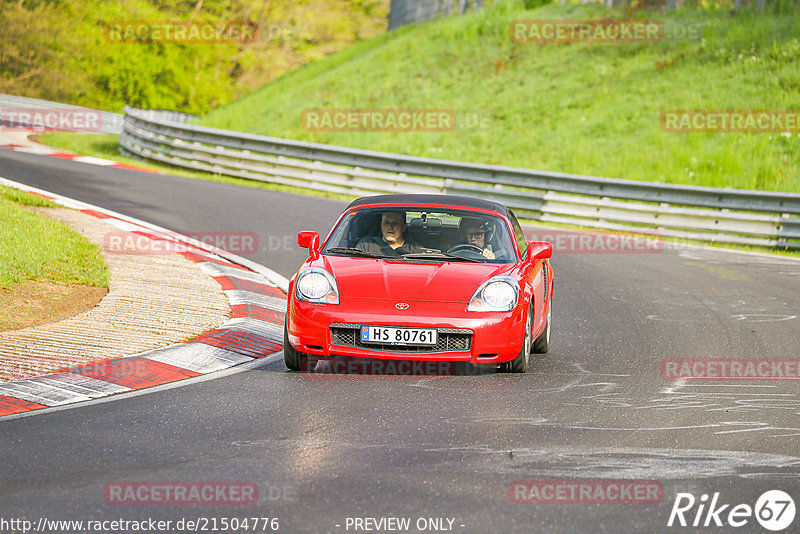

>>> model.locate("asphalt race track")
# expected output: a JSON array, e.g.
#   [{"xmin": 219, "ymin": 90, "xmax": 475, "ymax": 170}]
[{"xmin": 2, "ymin": 149, "xmax": 800, "ymax": 533}]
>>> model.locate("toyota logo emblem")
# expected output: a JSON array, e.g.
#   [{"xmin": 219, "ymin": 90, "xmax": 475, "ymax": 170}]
[{"xmin": 395, "ymin": 302, "xmax": 410, "ymax": 310}]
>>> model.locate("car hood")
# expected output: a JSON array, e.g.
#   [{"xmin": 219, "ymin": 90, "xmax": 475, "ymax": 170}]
[{"xmin": 313, "ymin": 255, "xmax": 516, "ymax": 303}]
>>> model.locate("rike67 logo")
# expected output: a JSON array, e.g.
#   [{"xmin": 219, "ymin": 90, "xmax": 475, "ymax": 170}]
[{"xmin": 667, "ymin": 490, "xmax": 795, "ymax": 531}]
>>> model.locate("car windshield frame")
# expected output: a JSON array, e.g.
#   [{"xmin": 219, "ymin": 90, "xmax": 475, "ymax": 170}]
[{"xmin": 321, "ymin": 205, "xmax": 520, "ymax": 264}]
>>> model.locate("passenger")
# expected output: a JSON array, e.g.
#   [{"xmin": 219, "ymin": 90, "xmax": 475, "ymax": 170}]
[
  {"xmin": 459, "ymin": 217, "xmax": 496, "ymax": 259},
  {"xmin": 356, "ymin": 211, "xmax": 422, "ymax": 255}
]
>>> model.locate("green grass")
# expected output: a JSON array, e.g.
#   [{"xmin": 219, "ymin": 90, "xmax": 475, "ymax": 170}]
[
  {"xmin": 193, "ymin": 2, "xmax": 800, "ymax": 193},
  {"xmin": 0, "ymin": 186, "xmax": 110, "ymax": 290},
  {"xmin": 0, "ymin": 0, "xmax": 389, "ymax": 114},
  {"xmin": 0, "ymin": 186, "xmax": 58, "ymax": 208},
  {"xmin": 34, "ymin": 2, "xmax": 800, "ymax": 259}
]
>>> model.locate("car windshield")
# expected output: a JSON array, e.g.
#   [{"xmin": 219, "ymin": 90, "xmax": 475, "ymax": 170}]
[{"xmin": 322, "ymin": 206, "xmax": 517, "ymax": 263}]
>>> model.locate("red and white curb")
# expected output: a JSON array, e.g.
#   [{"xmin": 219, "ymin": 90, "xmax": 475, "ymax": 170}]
[
  {"xmin": 0, "ymin": 143, "xmax": 158, "ymax": 173},
  {"xmin": 0, "ymin": 177, "xmax": 289, "ymax": 418}
]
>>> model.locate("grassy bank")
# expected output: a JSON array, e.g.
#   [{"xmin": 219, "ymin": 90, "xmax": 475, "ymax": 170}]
[
  {"xmin": 193, "ymin": 2, "xmax": 800, "ymax": 192},
  {"xmin": 0, "ymin": 186, "xmax": 109, "ymax": 290}
]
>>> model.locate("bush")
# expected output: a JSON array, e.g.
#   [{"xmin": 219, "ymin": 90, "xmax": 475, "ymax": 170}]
[{"xmin": 0, "ymin": 0, "xmax": 389, "ymax": 113}]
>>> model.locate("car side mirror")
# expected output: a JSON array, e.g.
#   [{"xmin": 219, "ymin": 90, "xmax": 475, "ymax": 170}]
[
  {"xmin": 527, "ymin": 241, "xmax": 552, "ymax": 261},
  {"xmin": 298, "ymin": 231, "xmax": 320, "ymax": 260}
]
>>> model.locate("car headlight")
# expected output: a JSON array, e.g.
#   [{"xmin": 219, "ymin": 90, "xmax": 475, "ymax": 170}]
[
  {"xmin": 295, "ymin": 268, "xmax": 339, "ymax": 304},
  {"xmin": 467, "ymin": 276, "xmax": 519, "ymax": 311}
]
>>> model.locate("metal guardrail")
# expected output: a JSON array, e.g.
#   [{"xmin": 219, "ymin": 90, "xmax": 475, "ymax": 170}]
[{"xmin": 120, "ymin": 106, "xmax": 800, "ymax": 250}]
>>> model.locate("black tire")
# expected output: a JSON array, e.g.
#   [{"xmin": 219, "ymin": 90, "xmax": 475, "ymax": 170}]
[
  {"xmin": 532, "ymin": 300, "xmax": 551, "ymax": 354},
  {"xmin": 499, "ymin": 310, "xmax": 531, "ymax": 373},
  {"xmin": 283, "ymin": 324, "xmax": 306, "ymax": 371}
]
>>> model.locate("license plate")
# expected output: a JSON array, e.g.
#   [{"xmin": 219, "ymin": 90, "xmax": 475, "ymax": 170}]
[{"xmin": 361, "ymin": 325, "xmax": 437, "ymax": 346}]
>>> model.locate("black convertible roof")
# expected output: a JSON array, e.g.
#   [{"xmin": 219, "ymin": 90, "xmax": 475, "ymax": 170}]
[{"xmin": 346, "ymin": 194, "xmax": 510, "ymax": 216}]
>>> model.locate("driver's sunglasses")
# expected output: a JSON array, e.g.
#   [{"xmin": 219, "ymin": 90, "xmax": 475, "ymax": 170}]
[{"xmin": 467, "ymin": 231, "xmax": 485, "ymax": 239}]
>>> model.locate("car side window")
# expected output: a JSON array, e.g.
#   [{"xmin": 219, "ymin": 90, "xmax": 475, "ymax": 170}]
[{"xmin": 508, "ymin": 211, "xmax": 528, "ymax": 258}]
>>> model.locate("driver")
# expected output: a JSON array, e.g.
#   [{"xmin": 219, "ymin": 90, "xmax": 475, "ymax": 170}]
[
  {"xmin": 356, "ymin": 211, "xmax": 422, "ymax": 255},
  {"xmin": 458, "ymin": 217, "xmax": 495, "ymax": 259}
]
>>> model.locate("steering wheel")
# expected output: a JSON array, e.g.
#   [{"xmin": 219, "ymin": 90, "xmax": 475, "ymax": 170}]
[{"xmin": 446, "ymin": 243, "xmax": 486, "ymax": 259}]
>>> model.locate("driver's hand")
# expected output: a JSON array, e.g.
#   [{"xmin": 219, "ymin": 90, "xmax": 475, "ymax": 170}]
[{"xmin": 482, "ymin": 248, "xmax": 495, "ymax": 260}]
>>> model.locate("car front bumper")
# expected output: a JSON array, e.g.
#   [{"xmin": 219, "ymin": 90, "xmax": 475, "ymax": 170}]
[{"xmin": 286, "ymin": 297, "xmax": 527, "ymax": 364}]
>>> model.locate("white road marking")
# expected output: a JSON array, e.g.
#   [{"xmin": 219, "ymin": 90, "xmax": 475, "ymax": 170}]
[{"xmin": 0, "ymin": 351, "xmax": 285, "ymax": 421}]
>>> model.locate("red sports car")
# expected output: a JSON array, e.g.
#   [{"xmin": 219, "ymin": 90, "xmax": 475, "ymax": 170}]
[{"xmin": 284, "ymin": 194, "xmax": 553, "ymax": 373}]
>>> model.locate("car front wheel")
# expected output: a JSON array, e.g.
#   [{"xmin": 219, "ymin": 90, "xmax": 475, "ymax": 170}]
[
  {"xmin": 500, "ymin": 310, "xmax": 531, "ymax": 373},
  {"xmin": 532, "ymin": 301, "xmax": 551, "ymax": 354},
  {"xmin": 283, "ymin": 324, "xmax": 306, "ymax": 371}
]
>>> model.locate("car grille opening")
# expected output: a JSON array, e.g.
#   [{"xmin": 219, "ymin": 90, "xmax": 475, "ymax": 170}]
[{"xmin": 329, "ymin": 323, "xmax": 472, "ymax": 353}]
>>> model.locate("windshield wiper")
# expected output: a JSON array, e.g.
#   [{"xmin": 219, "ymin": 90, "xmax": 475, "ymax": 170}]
[
  {"xmin": 401, "ymin": 252, "xmax": 483, "ymax": 263},
  {"xmin": 325, "ymin": 247, "xmax": 393, "ymax": 258}
]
